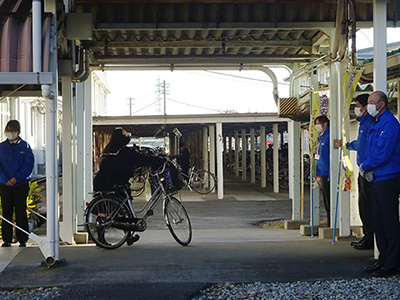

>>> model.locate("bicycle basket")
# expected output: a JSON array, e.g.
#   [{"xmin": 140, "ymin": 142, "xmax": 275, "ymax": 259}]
[{"xmin": 150, "ymin": 166, "xmax": 183, "ymax": 193}]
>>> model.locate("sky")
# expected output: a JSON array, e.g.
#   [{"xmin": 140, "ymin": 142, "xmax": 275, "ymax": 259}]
[
  {"xmin": 104, "ymin": 68, "xmax": 290, "ymax": 116},
  {"xmin": 102, "ymin": 28, "xmax": 400, "ymax": 116}
]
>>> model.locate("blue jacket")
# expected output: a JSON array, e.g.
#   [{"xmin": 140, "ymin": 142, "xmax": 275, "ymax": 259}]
[
  {"xmin": 315, "ymin": 128, "xmax": 330, "ymax": 177},
  {"xmin": 0, "ymin": 138, "xmax": 34, "ymax": 186},
  {"xmin": 362, "ymin": 110, "xmax": 400, "ymax": 182},
  {"xmin": 347, "ymin": 114, "xmax": 375, "ymax": 166}
]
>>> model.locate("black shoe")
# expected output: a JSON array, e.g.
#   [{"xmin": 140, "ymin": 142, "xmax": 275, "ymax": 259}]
[
  {"xmin": 350, "ymin": 240, "xmax": 361, "ymax": 247},
  {"xmin": 373, "ymin": 268, "xmax": 399, "ymax": 278},
  {"xmin": 353, "ymin": 240, "xmax": 373, "ymax": 250},
  {"xmin": 1, "ymin": 242, "xmax": 11, "ymax": 247},
  {"xmin": 364, "ymin": 261, "xmax": 384, "ymax": 273},
  {"xmin": 127, "ymin": 234, "xmax": 140, "ymax": 246},
  {"xmin": 19, "ymin": 242, "xmax": 26, "ymax": 247}
]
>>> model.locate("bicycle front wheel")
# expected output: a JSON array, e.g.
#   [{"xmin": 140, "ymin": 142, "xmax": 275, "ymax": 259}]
[
  {"xmin": 164, "ymin": 197, "xmax": 192, "ymax": 246},
  {"xmin": 192, "ymin": 169, "xmax": 216, "ymax": 194},
  {"xmin": 86, "ymin": 197, "xmax": 132, "ymax": 249}
]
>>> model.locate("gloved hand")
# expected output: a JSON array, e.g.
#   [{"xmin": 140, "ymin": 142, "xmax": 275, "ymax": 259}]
[
  {"xmin": 364, "ymin": 171, "xmax": 374, "ymax": 182},
  {"xmin": 359, "ymin": 164, "xmax": 373, "ymax": 182}
]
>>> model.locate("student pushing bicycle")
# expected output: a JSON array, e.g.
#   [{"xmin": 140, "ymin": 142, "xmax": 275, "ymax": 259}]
[{"xmin": 88, "ymin": 127, "xmax": 191, "ymax": 249}]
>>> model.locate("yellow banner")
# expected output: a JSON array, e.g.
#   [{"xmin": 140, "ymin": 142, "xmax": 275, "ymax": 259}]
[
  {"xmin": 341, "ymin": 68, "xmax": 363, "ymax": 191},
  {"xmin": 310, "ymin": 90, "xmax": 330, "ymax": 157}
]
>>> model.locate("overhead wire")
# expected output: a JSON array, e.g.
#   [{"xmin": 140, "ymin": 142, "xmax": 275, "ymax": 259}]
[
  {"xmin": 167, "ymin": 97, "xmax": 222, "ymax": 113},
  {"xmin": 132, "ymin": 99, "xmax": 162, "ymax": 114},
  {"xmin": 203, "ymin": 70, "xmax": 290, "ymax": 85}
]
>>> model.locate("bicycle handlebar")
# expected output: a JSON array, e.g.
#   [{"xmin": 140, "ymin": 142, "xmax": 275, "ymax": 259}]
[{"xmin": 150, "ymin": 161, "xmax": 168, "ymax": 176}]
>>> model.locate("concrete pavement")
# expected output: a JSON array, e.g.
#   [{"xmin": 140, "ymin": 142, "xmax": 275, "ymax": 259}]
[{"xmin": 0, "ymin": 178, "xmax": 373, "ymax": 300}]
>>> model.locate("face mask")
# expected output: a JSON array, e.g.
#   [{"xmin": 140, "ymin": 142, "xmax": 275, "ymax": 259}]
[
  {"xmin": 315, "ymin": 124, "xmax": 323, "ymax": 133},
  {"xmin": 354, "ymin": 107, "xmax": 363, "ymax": 117},
  {"xmin": 367, "ymin": 104, "xmax": 379, "ymax": 117},
  {"xmin": 5, "ymin": 131, "xmax": 18, "ymax": 141}
]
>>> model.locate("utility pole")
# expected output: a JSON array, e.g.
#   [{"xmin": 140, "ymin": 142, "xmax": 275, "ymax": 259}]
[
  {"xmin": 127, "ymin": 97, "xmax": 134, "ymax": 116},
  {"xmin": 163, "ymin": 80, "xmax": 166, "ymax": 116},
  {"xmin": 155, "ymin": 78, "xmax": 170, "ymax": 115}
]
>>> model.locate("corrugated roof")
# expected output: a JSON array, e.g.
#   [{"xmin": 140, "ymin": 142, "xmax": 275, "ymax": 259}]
[
  {"xmin": 1, "ymin": 0, "xmax": 400, "ymax": 97},
  {"xmin": 0, "ymin": 15, "xmax": 51, "ymax": 72}
]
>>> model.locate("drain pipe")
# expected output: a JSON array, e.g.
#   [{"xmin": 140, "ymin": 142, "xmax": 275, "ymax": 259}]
[
  {"xmin": 72, "ymin": 47, "xmax": 90, "ymax": 83},
  {"xmin": 32, "ymin": 0, "xmax": 57, "ymax": 267},
  {"xmin": 246, "ymin": 66, "xmax": 279, "ymax": 105},
  {"xmin": 32, "ymin": 0, "xmax": 41, "ymax": 73}
]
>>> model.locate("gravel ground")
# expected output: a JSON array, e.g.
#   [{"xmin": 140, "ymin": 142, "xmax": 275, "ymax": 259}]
[
  {"xmin": 192, "ymin": 278, "xmax": 400, "ymax": 300},
  {"xmin": 0, "ymin": 287, "xmax": 60, "ymax": 299},
  {"xmin": 2, "ymin": 278, "xmax": 399, "ymax": 299}
]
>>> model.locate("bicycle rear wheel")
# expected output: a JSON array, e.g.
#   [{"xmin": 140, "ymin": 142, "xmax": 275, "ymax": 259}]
[
  {"xmin": 164, "ymin": 197, "xmax": 192, "ymax": 246},
  {"xmin": 192, "ymin": 169, "xmax": 216, "ymax": 194},
  {"xmin": 86, "ymin": 197, "xmax": 132, "ymax": 249}
]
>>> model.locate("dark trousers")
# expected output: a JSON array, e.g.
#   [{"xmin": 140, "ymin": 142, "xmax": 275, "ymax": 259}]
[
  {"xmin": 373, "ymin": 177, "xmax": 400, "ymax": 270},
  {"xmin": 0, "ymin": 183, "xmax": 29, "ymax": 244},
  {"xmin": 358, "ymin": 174, "xmax": 373, "ymax": 243},
  {"xmin": 321, "ymin": 176, "xmax": 330, "ymax": 226}
]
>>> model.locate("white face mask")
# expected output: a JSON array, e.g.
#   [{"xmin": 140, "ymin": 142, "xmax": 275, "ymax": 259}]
[
  {"xmin": 367, "ymin": 104, "xmax": 379, "ymax": 117},
  {"xmin": 5, "ymin": 131, "xmax": 18, "ymax": 141},
  {"xmin": 315, "ymin": 124, "xmax": 323, "ymax": 133},
  {"xmin": 354, "ymin": 107, "xmax": 363, "ymax": 117}
]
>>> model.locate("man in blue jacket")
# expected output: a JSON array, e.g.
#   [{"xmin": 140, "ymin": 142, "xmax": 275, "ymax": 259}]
[
  {"xmin": 347, "ymin": 94, "xmax": 375, "ymax": 250},
  {"xmin": 314, "ymin": 115, "xmax": 330, "ymax": 226},
  {"xmin": 0, "ymin": 120, "xmax": 34, "ymax": 247},
  {"xmin": 361, "ymin": 91, "xmax": 400, "ymax": 277}
]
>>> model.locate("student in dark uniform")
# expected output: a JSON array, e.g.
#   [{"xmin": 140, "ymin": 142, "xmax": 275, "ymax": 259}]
[{"xmin": 93, "ymin": 127, "xmax": 165, "ymax": 245}]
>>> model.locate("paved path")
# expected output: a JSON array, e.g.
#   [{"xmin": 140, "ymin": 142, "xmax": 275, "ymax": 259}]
[{"xmin": 0, "ymin": 178, "xmax": 366, "ymax": 300}]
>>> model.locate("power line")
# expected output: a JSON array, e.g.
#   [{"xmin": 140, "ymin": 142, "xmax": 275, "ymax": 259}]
[
  {"xmin": 132, "ymin": 99, "xmax": 162, "ymax": 114},
  {"xmin": 167, "ymin": 97, "xmax": 222, "ymax": 113},
  {"xmin": 204, "ymin": 70, "xmax": 290, "ymax": 85}
]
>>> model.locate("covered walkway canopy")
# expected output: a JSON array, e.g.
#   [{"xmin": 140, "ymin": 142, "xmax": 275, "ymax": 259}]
[{"xmin": 1, "ymin": 0, "xmax": 400, "ymax": 265}]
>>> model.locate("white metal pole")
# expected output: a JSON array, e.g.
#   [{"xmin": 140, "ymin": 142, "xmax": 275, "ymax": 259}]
[
  {"xmin": 373, "ymin": 0, "xmax": 387, "ymax": 259},
  {"xmin": 273, "ymin": 124, "xmax": 279, "ymax": 193},
  {"xmin": 84, "ymin": 75, "xmax": 93, "ymax": 222},
  {"xmin": 250, "ymin": 128, "xmax": 256, "ymax": 184},
  {"xmin": 216, "ymin": 122, "xmax": 224, "ymax": 199},
  {"xmin": 339, "ymin": 63, "xmax": 351, "ymax": 237},
  {"xmin": 209, "ymin": 125, "xmax": 216, "ymax": 188},
  {"xmin": 241, "ymin": 129, "xmax": 247, "ymax": 181},
  {"xmin": 32, "ymin": 0, "xmax": 42, "ymax": 73},
  {"xmin": 260, "ymin": 126, "xmax": 266, "ymax": 188},
  {"xmin": 288, "ymin": 120, "xmax": 301, "ymax": 220},
  {"xmin": 202, "ymin": 127, "xmax": 208, "ymax": 172},
  {"xmin": 75, "ymin": 83, "xmax": 85, "ymax": 229},
  {"xmin": 329, "ymin": 62, "xmax": 340, "ymax": 229},
  {"xmin": 373, "ymin": 0, "xmax": 387, "ymax": 92},
  {"xmin": 43, "ymin": 0, "xmax": 59, "ymax": 263},
  {"xmin": 60, "ymin": 77, "xmax": 75, "ymax": 244},
  {"xmin": 234, "ymin": 130, "xmax": 239, "ymax": 178}
]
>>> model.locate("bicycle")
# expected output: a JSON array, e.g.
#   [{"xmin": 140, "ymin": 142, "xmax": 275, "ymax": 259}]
[
  {"xmin": 265, "ymin": 157, "xmax": 289, "ymax": 189},
  {"xmin": 85, "ymin": 162, "xmax": 192, "ymax": 249},
  {"xmin": 171, "ymin": 158, "xmax": 216, "ymax": 194}
]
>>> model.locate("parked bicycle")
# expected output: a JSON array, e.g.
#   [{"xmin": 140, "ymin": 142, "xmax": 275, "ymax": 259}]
[
  {"xmin": 85, "ymin": 162, "xmax": 192, "ymax": 249},
  {"xmin": 171, "ymin": 158, "xmax": 216, "ymax": 194}
]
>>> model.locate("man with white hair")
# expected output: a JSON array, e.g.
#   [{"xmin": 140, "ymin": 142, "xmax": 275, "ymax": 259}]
[{"xmin": 361, "ymin": 91, "xmax": 400, "ymax": 277}]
